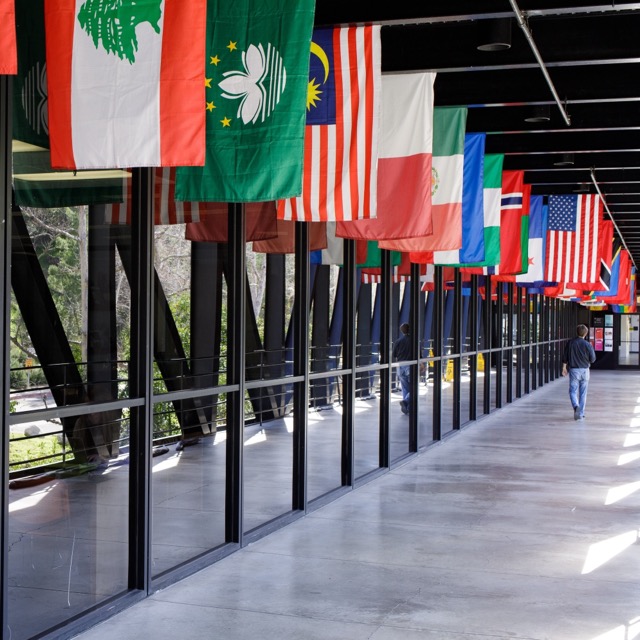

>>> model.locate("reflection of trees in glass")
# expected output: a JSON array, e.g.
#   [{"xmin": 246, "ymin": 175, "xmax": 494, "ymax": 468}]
[
  {"xmin": 11, "ymin": 207, "xmax": 85, "ymax": 389},
  {"xmin": 11, "ymin": 211, "xmax": 304, "ymax": 393}
]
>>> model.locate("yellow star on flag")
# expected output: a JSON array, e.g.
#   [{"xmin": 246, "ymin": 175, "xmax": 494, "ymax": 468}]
[
  {"xmin": 227, "ymin": 41, "xmax": 237, "ymax": 52},
  {"xmin": 206, "ymin": 101, "xmax": 215, "ymax": 111},
  {"xmin": 210, "ymin": 55, "xmax": 220, "ymax": 65},
  {"xmin": 221, "ymin": 117, "xmax": 232, "ymax": 127}
]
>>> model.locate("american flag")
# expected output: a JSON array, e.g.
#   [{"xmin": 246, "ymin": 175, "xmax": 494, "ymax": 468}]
[
  {"xmin": 106, "ymin": 168, "xmax": 216, "ymax": 225},
  {"xmin": 544, "ymin": 194, "xmax": 603, "ymax": 287},
  {"xmin": 277, "ymin": 26, "xmax": 381, "ymax": 222}
]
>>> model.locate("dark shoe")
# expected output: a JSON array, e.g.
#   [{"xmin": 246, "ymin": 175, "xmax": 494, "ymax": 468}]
[
  {"xmin": 573, "ymin": 407, "xmax": 580, "ymax": 421},
  {"xmin": 400, "ymin": 400, "xmax": 408, "ymax": 414}
]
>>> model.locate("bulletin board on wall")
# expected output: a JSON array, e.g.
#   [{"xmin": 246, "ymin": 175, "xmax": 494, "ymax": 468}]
[
  {"xmin": 590, "ymin": 313, "xmax": 617, "ymax": 369},
  {"xmin": 590, "ymin": 315, "xmax": 612, "ymax": 352}
]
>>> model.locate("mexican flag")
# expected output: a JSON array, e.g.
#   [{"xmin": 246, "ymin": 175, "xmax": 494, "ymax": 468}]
[
  {"xmin": 45, "ymin": 0, "xmax": 207, "ymax": 169},
  {"xmin": 176, "ymin": 0, "xmax": 315, "ymax": 203},
  {"xmin": 433, "ymin": 132, "xmax": 486, "ymax": 265}
]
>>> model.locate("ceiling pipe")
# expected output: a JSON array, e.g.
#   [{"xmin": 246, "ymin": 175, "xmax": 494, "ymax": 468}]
[
  {"xmin": 590, "ymin": 168, "xmax": 636, "ymax": 267},
  {"xmin": 507, "ymin": 0, "xmax": 572, "ymax": 127}
]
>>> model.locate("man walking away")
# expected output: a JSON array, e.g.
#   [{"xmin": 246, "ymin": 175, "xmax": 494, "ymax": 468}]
[
  {"xmin": 562, "ymin": 324, "xmax": 596, "ymax": 421},
  {"xmin": 392, "ymin": 323, "xmax": 411, "ymax": 415}
]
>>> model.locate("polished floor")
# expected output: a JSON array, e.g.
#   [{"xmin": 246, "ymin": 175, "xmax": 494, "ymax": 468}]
[{"xmin": 71, "ymin": 369, "xmax": 640, "ymax": 640}]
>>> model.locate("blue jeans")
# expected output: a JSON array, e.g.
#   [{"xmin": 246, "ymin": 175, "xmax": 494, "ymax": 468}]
[
  {"xmin": 398, "ymin": 365, "xmax": 410, "ymax": 404},
  {"xmin": 568, "ymin": 367, "xmax": 590, "ymax": 417}
]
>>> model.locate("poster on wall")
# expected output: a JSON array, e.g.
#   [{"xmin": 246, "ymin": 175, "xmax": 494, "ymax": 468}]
[
  {"xmin": 604, "ymin": 327, "xmax": 614, "ymax": 351},
  {"xmin": 594, "ymin": 327, "xmax": 604, "ymax": 351},
  {"xmin": 591, "ymin": 316, "xmax": 604, "ymax": 351}
]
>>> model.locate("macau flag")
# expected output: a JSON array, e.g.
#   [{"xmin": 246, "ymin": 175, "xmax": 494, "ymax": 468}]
[{"xmin": 175, "ymin": 0, "xmax": 315, "ymax": 203}]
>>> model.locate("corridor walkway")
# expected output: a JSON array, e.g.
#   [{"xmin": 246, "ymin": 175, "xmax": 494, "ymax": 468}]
[{"xmin": 72, "ymin": 370, "xmax": 640, "ymax": 640}]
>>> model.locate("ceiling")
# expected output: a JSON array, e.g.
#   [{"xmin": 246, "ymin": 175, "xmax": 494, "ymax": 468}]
[{"xmin": 314, "ymin": 1, "xmax": 640, "ymax": 268}]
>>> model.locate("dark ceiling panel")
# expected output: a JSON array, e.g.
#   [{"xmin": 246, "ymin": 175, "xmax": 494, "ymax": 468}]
[{"xmin": 312, "ymin": 1, "xmax": 640, "ymax": 267}]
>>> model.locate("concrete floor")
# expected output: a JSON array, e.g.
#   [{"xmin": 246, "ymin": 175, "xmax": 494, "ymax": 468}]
[{"xmin": 72, "ymin": 369, "xmax": 640, "ymax": 640}]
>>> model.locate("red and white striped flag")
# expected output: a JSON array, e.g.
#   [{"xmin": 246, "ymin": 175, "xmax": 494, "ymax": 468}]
[
  {"xmin": 277, "ymin": 25, "xmax": 381, "ymax": 222},
  {"xmin": 544, "ymin": 194, "xmax": 604, "ymax": 288},
  {"xmin": 0, "ymin": 0, "xmax": 17, "ymax": 75},
  {"xmin": 106, "ymin": 168, "xmax": 214, "ymax": 225}
]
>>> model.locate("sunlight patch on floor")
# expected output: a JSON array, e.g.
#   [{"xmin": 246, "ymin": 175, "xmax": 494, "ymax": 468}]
[
  {"xmin": 244, "ymin": 430, "xmax": 267, "ymax": 446},
  {"xmin": 623, "ymin": 431, "xmax": 640, "ymax": 447},
  {"xmin": 152, "ymin": 455, "xmax": 181, "ymax": 473},
  {"xmin": 605, "ymin": 480, "xmax": 640, "ymax": 504},
  {"xmin": 582, "ymin": 530, "xmax": 639, "ymax": 574},
  {"xmin": 618, "ymin": 449, "xmax": 640, "ymax": 465},
  {"xmin": 590, "ymin": 616, "xmax": 640, "ymax": 640}
]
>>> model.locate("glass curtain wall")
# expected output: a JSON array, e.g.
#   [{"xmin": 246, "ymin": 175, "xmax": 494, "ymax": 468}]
[
  {"xmin": 307, "ymin": 259, "xmax": 344, "ymax": 502},
  {"xmin": 353, "ymin": 277, "xmax": 382, "ymax": 480},
  {"xmin": 150, "ymin": 213, "xmax": 228, "ymax": 576},
  {"xmin": 7, "ymin": 203, "xmax": 133, "ymax": 639},
  {"xmin": 1, "ymin": 121, "xmax": 580, "ymax": 639},
  {"xmin": 390, "ymin": 280, "xmax": 411, "ymax": 462}
]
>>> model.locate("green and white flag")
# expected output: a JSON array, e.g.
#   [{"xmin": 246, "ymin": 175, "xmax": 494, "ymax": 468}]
[
  {"xmin": 176, "ymin": 0, "xmax": 315, "ymax": 203},
  {"xmin": 462, "ymin": 153, "xmax": 503, "ymax": 268}
]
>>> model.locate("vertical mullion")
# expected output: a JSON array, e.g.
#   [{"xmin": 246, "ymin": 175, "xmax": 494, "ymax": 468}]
[
  {"xmin": 292, "ymin": 222, "xmax": 309, "ymax": 510},
  {"xmin": 1, "ymin": 75, "xmax": 12, "ymax": 635},
  {"xmin": 128, "ymin": 168, "xmax": 154, "ymax": 591},
  {"xmin": 506, "ymin": 282, "xmax": 514, "ymax": 403},
  {"xmin": 532, "ymin": 293, "xmax": 539, "ymax": 390},
  {"xmin": 516, "ymin": 286, "xmax": 523, "ymax": 398},
  {"xmin": 483, "ymin": 275, "xmax": 492, "ymax": 414},
  {"xmin": 495, "ymin": 281, "xmax": 503, "ymax": 408},
  {"xmin": 409, "ymin": 262, "xmax": 420, "ymax": 451},
  {"xmin": 432, "ymin": 266, "xmax": 443, "ymax": 441},
  {"xmin": 452, "ymin": 270, "xmax": 462, "ymax": 430},
  {"xmin": 342, "ymin": 240, "xmax": 356, "ymax": 486},
  {"xmin": 469, "ymin": 275, "xmax": 478, "ymax": 421},
  {"xmin": 226, "ymin": 204, "xmax": 245, "ymax": 544},
  {"xmin": 379, "ymin": 249, "xmax": 392, "ymax": 467}
]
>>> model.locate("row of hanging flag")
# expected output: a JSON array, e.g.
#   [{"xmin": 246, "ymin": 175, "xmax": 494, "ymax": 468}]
[{"xmin": 7, "ymin": 1, "xmax": 635, "ymax": 311}]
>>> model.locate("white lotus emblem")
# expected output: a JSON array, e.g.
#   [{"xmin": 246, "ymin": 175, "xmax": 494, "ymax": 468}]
[{"xmin": 219, "ymin": 43, "xmax": 287, "ymax": 125}]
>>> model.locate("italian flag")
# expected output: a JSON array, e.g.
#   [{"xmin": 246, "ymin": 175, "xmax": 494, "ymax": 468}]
[{"xmin": 45, "ymin": 0, "xmax": 206, "ymax": 169}]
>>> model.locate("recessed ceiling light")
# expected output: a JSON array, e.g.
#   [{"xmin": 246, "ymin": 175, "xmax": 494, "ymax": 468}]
[
  {"xmin": 554, "ymin": 153, "xmax": 575, "ymax": 167},
  {"xmin": 477, "ymin": 19, "xmax": 512, "ymax": 52},
  {"xmin": 525, "ymin": 105, "xmax": 551, "ymax": 123}
]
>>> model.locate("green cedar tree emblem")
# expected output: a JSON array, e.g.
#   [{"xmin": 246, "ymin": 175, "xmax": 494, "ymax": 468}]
[{"xmin": 77, "ymin": 0, "xmax": 162, "ymax": 64}]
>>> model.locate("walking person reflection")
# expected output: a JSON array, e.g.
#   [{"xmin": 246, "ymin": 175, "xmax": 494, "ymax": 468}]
[{"xmin": 392, "ymin": 323, "xmax": 411, "ymax": 415}]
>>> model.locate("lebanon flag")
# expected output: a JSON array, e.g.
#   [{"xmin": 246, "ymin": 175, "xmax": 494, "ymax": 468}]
[
  {"xmin": 335, "ymin": 72, "xmax": 435, "ymax": 240},
  {"xmin": 44, "ymin": 0, "xmax": 206, "ymax": 170},
  {"xmin": 0, "ymin": 0, "xmax": 17, "ymax": 75}
]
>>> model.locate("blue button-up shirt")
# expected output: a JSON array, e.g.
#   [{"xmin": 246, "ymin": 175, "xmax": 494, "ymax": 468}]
[{"xmin": 562, "ymin": 337, "xmax": 596, "ymax": 369}]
